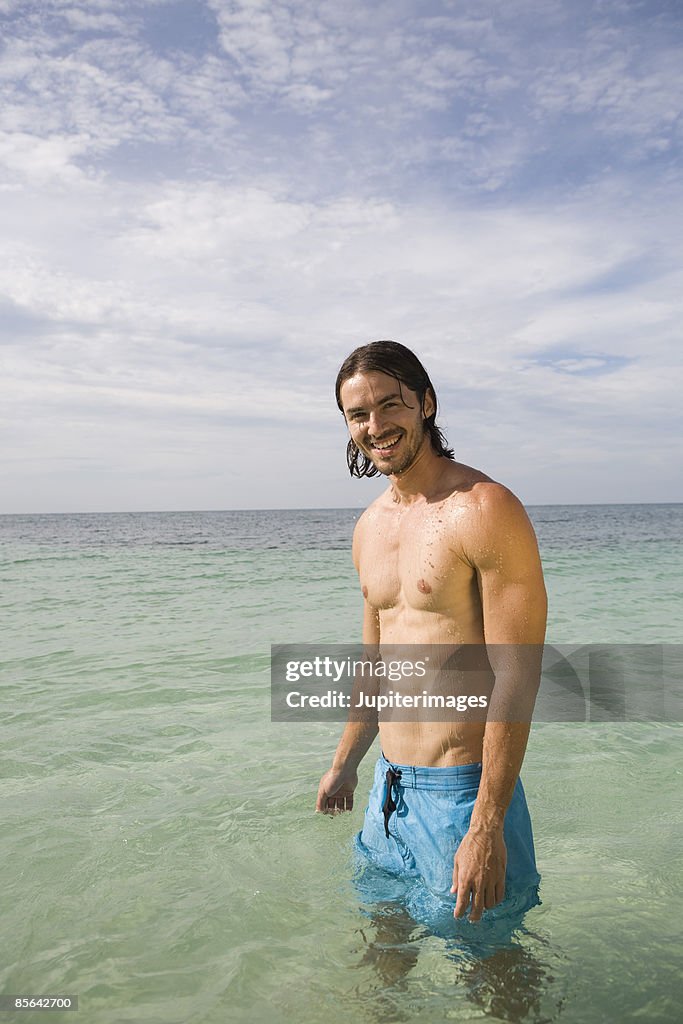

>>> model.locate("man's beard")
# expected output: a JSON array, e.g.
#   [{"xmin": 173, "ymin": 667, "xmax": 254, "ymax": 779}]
[{"xmin": 369, "ymin": 424, "xmax": 426, "ymax": 477}]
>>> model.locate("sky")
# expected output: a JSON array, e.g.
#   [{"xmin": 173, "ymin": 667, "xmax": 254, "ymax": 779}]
[{"xmin": 1, "ymin": 0, "xmax": 681, "ymax": 512}]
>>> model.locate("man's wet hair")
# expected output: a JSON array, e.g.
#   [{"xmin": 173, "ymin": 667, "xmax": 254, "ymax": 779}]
[{"xmin": 335, "ymin": 340, "xmax": 455, "ymax": 478}]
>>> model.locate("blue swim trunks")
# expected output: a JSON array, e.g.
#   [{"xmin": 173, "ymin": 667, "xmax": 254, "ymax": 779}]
[{"xmin": 353, "ymin": 753, "xmax": 541, "ymax": 943}]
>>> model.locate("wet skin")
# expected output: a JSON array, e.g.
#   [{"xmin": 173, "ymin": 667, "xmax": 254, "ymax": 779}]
[{"xmin": 317, "ymin": 370, "xmax": 547, "ymax": 921}]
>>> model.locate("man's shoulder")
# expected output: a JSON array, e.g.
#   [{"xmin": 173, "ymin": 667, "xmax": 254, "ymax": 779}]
[
  {"xmin": 353, "ymin": 490, "xmax": 392, "ymax": 535},
  {"xmin": 438, "ymin": 463, "xmax": 517, "ymax": 511},
  {"xmin": 456, "ymin": 472, "xmax": 523, "ymax": 515},
  {"xmin": 442, "ymin": 467, "xmax": 530, "ymax": 542},
  {"xmin": 446, "ymin": 471, "xmax": 538, "ymax": 570},
  {"xmin": 351, "ymin": 490, "xmax": 395, "ymax": 565}
]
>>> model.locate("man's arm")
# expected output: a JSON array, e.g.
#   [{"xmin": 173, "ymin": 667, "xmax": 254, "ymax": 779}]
[
  {"xmin": 452, "ymin": 484, "xmax": 547, "ymax": 920},
  {"xmin": 316, "ymin": 597, "xmax": 380, "ymax": 813},
  {"xmin": 316, "ymin": 520, "xmax": 380, "ymax": 814}
]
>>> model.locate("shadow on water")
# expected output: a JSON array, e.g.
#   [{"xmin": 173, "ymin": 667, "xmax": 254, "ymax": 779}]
[{"xmin": 348, "ymin": 902, "xmax": 568, "ymax": 1024}]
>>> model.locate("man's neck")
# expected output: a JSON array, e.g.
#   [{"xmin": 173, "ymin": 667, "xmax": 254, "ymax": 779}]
[{"xmin": 388, "ymin": 445, "xmax": 449, "ymax": 505}]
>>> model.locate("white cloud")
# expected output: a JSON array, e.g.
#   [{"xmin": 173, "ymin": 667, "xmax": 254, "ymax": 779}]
[
  {"xmin": 0, "ymin": 0, "xmax": 681, "ymax": 510},
  {"xmin": 60, "ymin": 6, "xmax": 130, "ymax": 32},
  {"xmin": 0, "ymin": 131, "xmax": 92, "ymax": 182},
  {"xmin": 532, "ymin": 36, "xmax": 683, "ymax": 150}
]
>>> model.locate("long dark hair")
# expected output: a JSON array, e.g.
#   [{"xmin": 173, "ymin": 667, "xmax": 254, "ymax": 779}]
[{"xmin": 335, "ymin": 340, "xmax": 455, "ymax": 478}]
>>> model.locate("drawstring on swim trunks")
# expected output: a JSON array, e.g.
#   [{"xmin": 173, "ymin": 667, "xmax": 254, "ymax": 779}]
[{"xmin": 382, "ymin": 767, "xmax": 402, "ymax": 837}]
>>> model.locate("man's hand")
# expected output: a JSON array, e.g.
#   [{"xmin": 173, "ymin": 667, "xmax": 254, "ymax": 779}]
[
  {"xmin": 316, "ymin": 766, "xmax": 358, "ymax": 815},
  {"xmin": 451, "ymin": 824, "xmax": 507, "ymax": 922}
]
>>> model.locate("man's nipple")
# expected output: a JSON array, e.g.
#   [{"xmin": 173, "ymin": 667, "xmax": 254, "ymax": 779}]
[
  {"xmin": 362, "ymin": 585, "xmax": 369, "ymax": 599},
  {"xmin": 417, "ymin": 578, "xmax": 432, "ymax": 594}
]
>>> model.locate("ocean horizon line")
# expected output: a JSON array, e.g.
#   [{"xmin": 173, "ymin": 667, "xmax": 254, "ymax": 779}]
[{"xmin": 0, "ymin": 501, "xmax": 681, "ymax": 518}]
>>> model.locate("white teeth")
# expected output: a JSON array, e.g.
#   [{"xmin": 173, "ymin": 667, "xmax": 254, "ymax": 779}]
[{"xmin": 373, "ymin": 436, "xmax": 400, "ymax": 450}]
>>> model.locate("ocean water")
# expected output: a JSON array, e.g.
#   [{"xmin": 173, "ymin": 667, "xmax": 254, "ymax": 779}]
[{"xmin": 1, "ymin": 505, "xmax": 681, "ymax": 1023}]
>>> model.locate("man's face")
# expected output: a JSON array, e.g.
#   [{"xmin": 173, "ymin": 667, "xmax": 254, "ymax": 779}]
[{"xmin": 339, "ymin": 370, "xmax": 434, "ymax": 476}]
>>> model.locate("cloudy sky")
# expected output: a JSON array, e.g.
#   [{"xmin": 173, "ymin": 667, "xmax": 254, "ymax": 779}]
[{"xmin": 1, "ymin": 0, "xmax": 681, "ymax": 512}]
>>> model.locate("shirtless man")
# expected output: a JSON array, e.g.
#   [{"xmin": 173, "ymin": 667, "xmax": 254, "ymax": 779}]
[{"xmin": 316, "ymin": 340, "xmax": 547, "ymax": 924}]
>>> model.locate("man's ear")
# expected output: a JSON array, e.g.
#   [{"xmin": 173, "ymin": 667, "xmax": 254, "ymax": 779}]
[{"xmin": 422, "ymin": 388, "xmax": 436, "ymax": 420}]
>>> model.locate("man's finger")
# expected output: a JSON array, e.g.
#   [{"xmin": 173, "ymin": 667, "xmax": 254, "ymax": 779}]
[
  {"xmin": 450, "ymin": 861, "xmax": 459, "ymax": 895},
  {"xmin": 470, "ymin": 889, "xmax": 486, "ymax": 922},
  {"xmin": 316, "ymin": 788, "xmax": 336, "ymax": 814},
  {"xmin": 454, "ymin": 882, "xmax": 472, "ymax": 919}
]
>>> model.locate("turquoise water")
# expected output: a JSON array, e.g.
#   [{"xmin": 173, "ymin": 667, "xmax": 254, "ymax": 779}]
[{"xmin": 1, "ymin": 506, "xmax": 681, "ymax": 1023}]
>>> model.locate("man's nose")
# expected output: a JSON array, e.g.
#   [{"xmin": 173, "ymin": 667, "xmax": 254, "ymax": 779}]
[{"xmin": 367, "ymin": 409, "xmax": 386, "ymax": 437}]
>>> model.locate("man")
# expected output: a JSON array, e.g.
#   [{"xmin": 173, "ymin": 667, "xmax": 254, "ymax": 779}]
[{"xmin": 316, "ymin": 340, "xmax": 546, "ymax": 926}]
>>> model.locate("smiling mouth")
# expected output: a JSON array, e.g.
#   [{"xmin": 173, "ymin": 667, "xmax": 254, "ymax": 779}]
[{"xmin": 371, "ymin": 434, "xmax": 401, "ymax": 455}]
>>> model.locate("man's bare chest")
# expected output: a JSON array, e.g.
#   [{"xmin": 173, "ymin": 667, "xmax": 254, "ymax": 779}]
[{"xmin": 358, "ymin": 508, "xmax": 475, "ymax": 612}]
